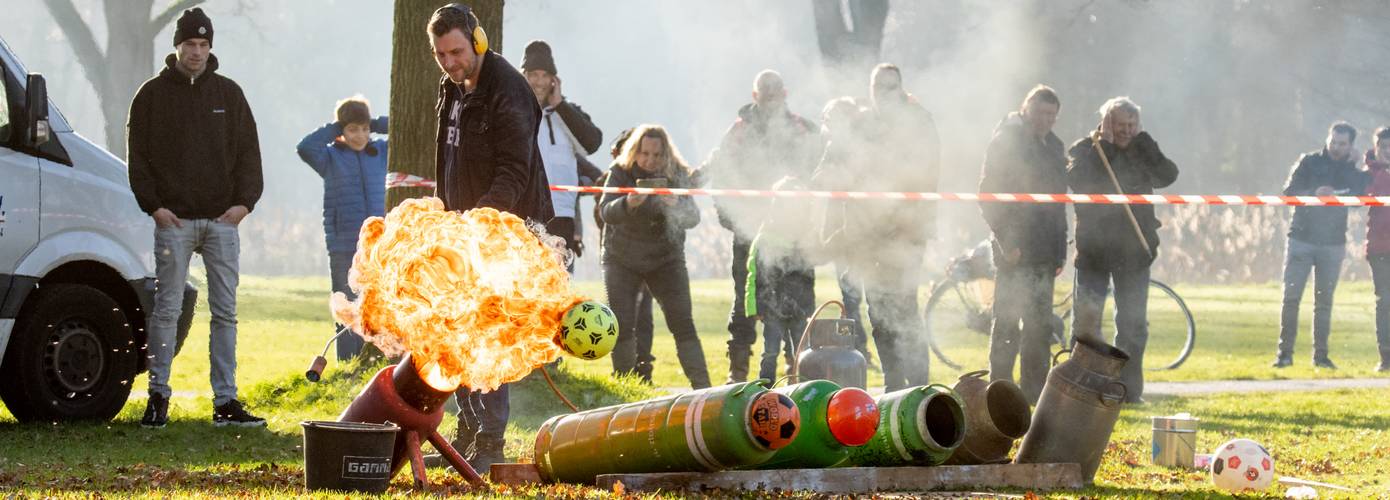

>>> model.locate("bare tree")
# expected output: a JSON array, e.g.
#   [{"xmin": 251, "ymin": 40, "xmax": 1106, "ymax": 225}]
[
  {"xmin": 387, "ymin": 0, "xmax": 504, "ymax": 211},
  {"xmin": 43, "ymin": 0, "xmax": 212, "ymax": 158}
]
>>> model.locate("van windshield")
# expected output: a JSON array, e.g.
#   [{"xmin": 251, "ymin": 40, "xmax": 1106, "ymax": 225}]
[{"xmin": 0, "ymin": 66, "xmax": 10, "ymax": 143}]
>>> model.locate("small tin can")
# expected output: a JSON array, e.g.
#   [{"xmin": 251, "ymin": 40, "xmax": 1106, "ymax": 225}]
[{"xmin": 1151, "ymin": 413, "xmax": 1200, "ymax": 468}]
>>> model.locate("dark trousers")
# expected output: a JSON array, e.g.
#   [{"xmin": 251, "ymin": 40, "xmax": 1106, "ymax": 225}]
[
  {"xmin": 632, "ymin": 285, "xmax": 656, "ymax": 381},
  {"xmin": 864, "ymin": 258, "xmax": 928, "ymax": 391},
  {"xmin": 329, "ymin": 251, "xmax": 365, "ymax": 361},
  {"xmin": 1372, "ymin": 254, "xmax": 1390, "ymax": 362},
  {"xmin": 989, "ymin": 265, "xmax": 1056, "ymax": 404},
  {"xmin": 1277, "ymin": 238, "xmax": 1346, "ymax": 361},
  {"xmin": 759, "ymin": 314, "xmax": 805, "ymax": 382},
  {"xmin": 837, "ymin": 264, "xmax": 870, "ymax": 355},
  {"xmin": 1072, "ymin": 265, "xmax": 1150, "ymax": 402},
  {"xmin": 727, "ymin": 238, "xmax": 759, "ymax": 356},
  {"xmin": 605, "ymin": 259, "xmax": 712, "ymax": 389},
  {"xmin": 453, "ymin": 384, "xmax": 508, "ymax": 452}
]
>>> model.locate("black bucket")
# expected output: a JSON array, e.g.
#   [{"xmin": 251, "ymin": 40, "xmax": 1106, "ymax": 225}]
[{"xmin": 301, "ymin": 420, "xmax": 399, "ymax": 493}]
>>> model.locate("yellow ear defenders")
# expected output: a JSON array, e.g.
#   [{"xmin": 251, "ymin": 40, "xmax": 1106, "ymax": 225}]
[{"xmin": 437, "ymin": 3, "xmax": 489, "ymax": 55}]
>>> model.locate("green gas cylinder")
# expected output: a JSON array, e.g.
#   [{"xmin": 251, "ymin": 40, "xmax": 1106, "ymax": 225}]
[
  {"xmin": 749, "ymin": 380, "xmax": 880, "ymax": 469},
  {"xmin": 534, "ymin": 381, "xmax": 801, "ymax": 483},
  {"xmin": 847, "ymin": 384, "xmax": 967, "ymax": 467}
]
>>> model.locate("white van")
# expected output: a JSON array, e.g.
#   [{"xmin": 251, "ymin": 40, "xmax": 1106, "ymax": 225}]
[{"xmin": 0, "ymin": 36, "xmax": 194, "ymax": 421}]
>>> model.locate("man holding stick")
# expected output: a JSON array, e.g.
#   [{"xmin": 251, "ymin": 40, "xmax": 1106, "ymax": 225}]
[{"xmin": 1066, "ymin": 97, "xmax": 1178, "ymax": 403}]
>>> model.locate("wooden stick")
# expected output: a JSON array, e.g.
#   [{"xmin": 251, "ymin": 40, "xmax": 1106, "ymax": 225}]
[{"xmin": 1090, "ymin": 130, "xmax": 1153, "ymax": 259}]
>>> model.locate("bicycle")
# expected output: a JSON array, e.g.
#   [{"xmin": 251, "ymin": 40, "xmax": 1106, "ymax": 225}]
[{"xmin": 922, "ymin": 241, "xmax": 1196, "ymax": 372}]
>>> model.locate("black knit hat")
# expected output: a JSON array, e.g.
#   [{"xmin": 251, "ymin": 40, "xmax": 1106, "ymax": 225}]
[
  {"xmin": 521, "ymin": 40, "xmax": 557, "ymax": 75},
  {"xmin": 174, "ymin": 8, "xmax": 214, "ymax": 47}
]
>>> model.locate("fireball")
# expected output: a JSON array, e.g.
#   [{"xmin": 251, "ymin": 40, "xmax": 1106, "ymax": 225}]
[{"xmin": 331, "ymin": 198, "xmax": 583, "ymax": 393}]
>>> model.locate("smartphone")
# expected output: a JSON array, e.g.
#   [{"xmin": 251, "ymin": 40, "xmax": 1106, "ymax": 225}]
[{"xmin": 636, "ymin": 178, "xmax": 669, "ymax": 189}]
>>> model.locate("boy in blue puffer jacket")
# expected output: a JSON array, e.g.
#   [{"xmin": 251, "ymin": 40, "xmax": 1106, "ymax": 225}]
[{"xmin": 296, "ymin": 96, "xmax": 388, "ymax": 360}]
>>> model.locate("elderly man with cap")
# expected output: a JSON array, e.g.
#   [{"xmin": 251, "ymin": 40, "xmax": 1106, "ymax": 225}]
[
  {"xmin": 127, "ymin": 7, "xmax": 265, "ymax": 428},
  {"xmin": 521, "ymin": 40, "xmax": 603, "ymax": 268}
]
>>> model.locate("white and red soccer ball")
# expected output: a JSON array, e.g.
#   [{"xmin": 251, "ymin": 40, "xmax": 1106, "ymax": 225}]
[{"xmin": 1210, "ymin": 438, "xmax": 1274, "ymax": 492}]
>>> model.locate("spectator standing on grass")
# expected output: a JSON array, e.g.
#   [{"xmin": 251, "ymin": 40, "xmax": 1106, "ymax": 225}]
[
  {"xmin": 592, "ymin": 129, "xmax": 658, "ymax": 383},
  {"xmin": 295, "ymin": 97, "xmax": 388, "ymax": 361},
  {"xmin": 599, "ymin": 125, "xmax": 711, "ymax": 389},
  {"xmin": 1067, "ymin": 97, "xmax": 1178, "ymax": 404},
  {"xmin": 127, "ymin": 8, "xmax": 265, "ymax": 428},
  {"xmin": 743, "ymin": 176, "xmax": 818, "ymax": 382},
  {"xmin": 1362, "ymin": 127, "xmax": 1390, "ymax": 373},
  {"xmin": 520, "ymin": 40, "xmax": 602, "ymax": 270},
  {"xmin": 426, "ymin": 4, "xmax": 553, "ymax": 471},
  {"xmin": 979, "ymin": 85, "xmax": 1068, "ymax": 405},
  {"xmin": 700, "ymin": 70, "xmax": 821, "ymax": 385},
  {"xmin": 855, "ymin": 64, "xmax": 940, "ymax": 391},
  {"xmin": 1273, "ymin": 122, "xmax": 1371, "ymax": 370}
]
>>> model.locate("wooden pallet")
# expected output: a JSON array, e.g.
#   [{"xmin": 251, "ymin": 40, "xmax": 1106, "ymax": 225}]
[{"xmin": 492, "ymin": 463, "xmax": 1084, "ymax": 493}]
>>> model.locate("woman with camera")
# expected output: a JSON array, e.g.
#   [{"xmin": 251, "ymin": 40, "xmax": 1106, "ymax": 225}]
[{"xmin": 599, "ymin": 124, "xmax": 711, "ymax": 389}]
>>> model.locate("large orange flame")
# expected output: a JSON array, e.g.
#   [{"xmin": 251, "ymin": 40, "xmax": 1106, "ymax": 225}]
[{"xmin": 331, "ymin": 198, "xmax": 582, "ymax": 393}]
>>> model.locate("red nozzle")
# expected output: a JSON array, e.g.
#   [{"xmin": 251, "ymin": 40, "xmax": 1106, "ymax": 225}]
[{"xmin": 827, "ymin": 388, "xmax": 879, "ymax": 446}]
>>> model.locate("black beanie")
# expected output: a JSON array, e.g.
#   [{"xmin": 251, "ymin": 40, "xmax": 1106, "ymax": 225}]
[
  {"xmin": 521, "ymin": 40, "xmax": 557, "ymax": 75},
  {"xmin": 174, "ymin": 8, "xmax": 214, "ymax": 47}
]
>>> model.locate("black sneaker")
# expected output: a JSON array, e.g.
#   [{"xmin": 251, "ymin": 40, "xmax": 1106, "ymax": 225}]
[
  {"xmin": 141, "ymin": 393, "xmax": 169, "ymax": 428},
  {"xmin": 1313, "ymin": 358, "xmax": 1338, "ymax": 370},
  {"xmin": 1271, "ymin": 357, "xmax": 1293, "ymax": 368},
  {"xmin": 465, "ymin": 441, "xmax": 506, "ymax": 474},
  {"xmin": 1377, "ymin": 361, "xmax": 1390, "ymax": 373},
  {"xmin": 213, "ymin": 399, "xmax": 266, "ymax": 427}
]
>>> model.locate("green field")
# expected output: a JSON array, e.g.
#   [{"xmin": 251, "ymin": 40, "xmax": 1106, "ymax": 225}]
[{"xmin": 0, "ymin": 275, "xmax": 1386, "ymax": 498}]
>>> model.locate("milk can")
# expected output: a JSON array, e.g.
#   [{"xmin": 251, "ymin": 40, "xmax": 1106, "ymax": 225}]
[
  {"xmin": 943, "ymin": 370, "xmax": 1031, "ymax": 465},
  {"xmin": 1151, "ymin": 413, "xmax": 1199, "ymax": 468},
  {"xmin": 1014, "ymin": 338, "xmax": 1130, "ymax": 483},
  {"xmin": 793, "ymin": 301, "xmax": 868, "ymax": 389}
]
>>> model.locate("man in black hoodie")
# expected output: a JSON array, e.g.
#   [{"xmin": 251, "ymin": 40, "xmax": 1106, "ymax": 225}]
[
  {"xmin": 127, "ymin": 8, "xmax": 264, "ymax": 429},
  {"xmin": 700, "ymin": 70, "xmax": 820, "ymax": 384},
  {"xmin": 979, "ymin": 85, "xmax": 1067, "ymax": 404},
  {"xmin": 428, "ymin": 4, "xmax": 553, "ymax": 472}
]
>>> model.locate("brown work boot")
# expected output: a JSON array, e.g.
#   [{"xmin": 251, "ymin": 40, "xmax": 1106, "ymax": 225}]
[{"xmin": 725, "ymin": 349, "xmax": 750, "ymax": 385}]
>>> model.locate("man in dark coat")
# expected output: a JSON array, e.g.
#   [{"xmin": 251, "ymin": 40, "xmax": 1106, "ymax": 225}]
[
  {"xmin": 1067, "ymin": 97, "xmax": 1178, "ymax": 403},
  {"xmin": 699, "ymin": 70, "xmax": 821, "ymax": 384},
  {"xmin": 979, "ymin": 85, "xmax": 1067, "ymax": 404},
  {"xmin": 427, "ymin": 4, "xmax": 553, "ymax": 472},
  {"xmin": 128, "ymin": 7, "xmax": 264, "ymax": 429},
  {"xmin": 1273, "ymin": 122, "xmax": 1371, "ymax": 369},
  {"xmin": 854, "ymin": 63, "xmax": 939, "ymax": 391}
]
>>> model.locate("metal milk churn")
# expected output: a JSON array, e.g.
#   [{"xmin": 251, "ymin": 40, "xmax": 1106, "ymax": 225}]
[
  {"xmin": 943, "ymin": 370, "xmax": 1032, "ymax": 465},
  {"xmin": 1151, "ymin": 413, "xmax": 1199, "ymax": 468},
  {"xmin": 1015, "ymin": 338, "xmax": 1130, "ymax": 483},
  {"xmin": 793, "ymin": 301, "xmax": 867, "ymax": 389}
]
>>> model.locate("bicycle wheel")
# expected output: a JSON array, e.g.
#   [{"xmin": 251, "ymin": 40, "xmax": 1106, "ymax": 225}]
[
  {"xmin": 1144, "ymin": 280, "xmax": 1196, "ymax": 371},
  {"xmin": 923, "ymin": 278, "xmax": 995, "ymax": 371}
]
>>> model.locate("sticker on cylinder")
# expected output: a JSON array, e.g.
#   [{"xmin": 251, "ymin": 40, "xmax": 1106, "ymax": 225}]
[{"xmin": 749, "ymin": 392, "xmax": 800, "ymax": 450}]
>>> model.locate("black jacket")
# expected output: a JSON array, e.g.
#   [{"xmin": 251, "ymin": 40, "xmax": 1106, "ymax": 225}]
[
  {"xmin": 127, "ymin": 54, "xmax": 263, "ymax": 218},
  {"xmin": 1068, "ymin": 132, "xmax": 1179, "ymax": 271},
  {"xmin": 434, "ymin": 51, "xmax": 554, "ymax": 222},
  {"xmin": 1283, "ymin": 149, "xmax": 1371, "ymax": 246},
  {"xmin": 547, "ymin": 100, "xmax": 603, "ymax": 155},
  {"xmin": 598, "ymin": 166, "xmax": 701, "ymax": 272},
  {"xmin": 701, "ymin": 103, "xmax": 821, "ymax": 240},
  {"xmin": 980, "ymin": 114, "xmax": 1069, "ymax": 269}
]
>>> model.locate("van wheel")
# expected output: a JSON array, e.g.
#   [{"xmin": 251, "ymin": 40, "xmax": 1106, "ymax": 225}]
[{"xmin": 0, "ymin": 284, "xmax": 137, "ymax": 421}]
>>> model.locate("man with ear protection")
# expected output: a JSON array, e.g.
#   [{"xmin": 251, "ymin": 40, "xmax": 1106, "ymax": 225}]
[{"xmin": 426, "ymin": 3, "xmax": 553, "ymax": 473}]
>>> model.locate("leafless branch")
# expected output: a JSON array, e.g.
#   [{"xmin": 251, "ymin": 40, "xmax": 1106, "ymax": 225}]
[{"xmin": 42, "ymin": 0, "xmax": 110, "ymax": 93}]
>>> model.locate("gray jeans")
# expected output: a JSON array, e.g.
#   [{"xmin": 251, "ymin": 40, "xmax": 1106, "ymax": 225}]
[
  {"xmin": 1277, "ymin": 238, "xmax": 1346, "ymax": 361},
  {"xmin": 148, "ymin": 219, "xmax": 241, "ymax": 406}
]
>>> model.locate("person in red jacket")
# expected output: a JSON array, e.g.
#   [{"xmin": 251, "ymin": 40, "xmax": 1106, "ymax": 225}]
[{"xmin": 1366, "ymin": 127, "xmax": 1390, "ymax": 372}]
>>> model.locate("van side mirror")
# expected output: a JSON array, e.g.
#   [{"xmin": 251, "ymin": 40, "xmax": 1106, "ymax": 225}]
[{"xmin": 25, "ymin": 73, "xmax": 50, "ymax": 147}]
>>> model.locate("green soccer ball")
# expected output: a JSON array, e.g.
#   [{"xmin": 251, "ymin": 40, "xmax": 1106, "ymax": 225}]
[{"xmin": 558, "ymin": 300, "xmax": 618, "ymax": 360}]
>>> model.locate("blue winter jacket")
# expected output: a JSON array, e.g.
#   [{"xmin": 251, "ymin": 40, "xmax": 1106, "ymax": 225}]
[{"xmin": 296, "ymin": 116, "xmax": 389, "ymax": 254}]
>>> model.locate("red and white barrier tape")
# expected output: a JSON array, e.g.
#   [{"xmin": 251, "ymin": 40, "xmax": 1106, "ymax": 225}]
[{"xmin": 386, "ymin": 173, "xmax": 1388, "ymax": 207}]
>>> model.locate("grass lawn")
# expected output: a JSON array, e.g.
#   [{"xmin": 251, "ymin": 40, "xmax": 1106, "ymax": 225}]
[{"xmin": 1, "ymin": 275, "xmax": 1387, "ymax": 498}]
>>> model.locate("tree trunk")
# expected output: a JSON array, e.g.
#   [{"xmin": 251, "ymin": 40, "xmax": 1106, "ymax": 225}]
[{"xmin": 386, "ymin": 0, "xmax": 505, "ymax": 212}]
